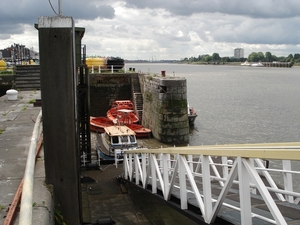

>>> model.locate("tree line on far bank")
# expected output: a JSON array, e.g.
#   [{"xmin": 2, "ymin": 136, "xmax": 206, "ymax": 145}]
[{"xmin": 181, "ymin": 52, "xmax": 300, "ymax": 64}]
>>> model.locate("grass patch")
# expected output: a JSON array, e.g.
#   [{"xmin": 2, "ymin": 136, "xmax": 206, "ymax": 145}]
[{"xmin": 0, "ymin": 129, "xmax": 5, "ymax": 134}]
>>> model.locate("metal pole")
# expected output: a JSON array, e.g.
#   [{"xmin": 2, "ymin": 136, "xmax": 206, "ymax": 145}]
[{"xmin": 58, "ymin": 0, "xmax": 62, "ymax": 16}]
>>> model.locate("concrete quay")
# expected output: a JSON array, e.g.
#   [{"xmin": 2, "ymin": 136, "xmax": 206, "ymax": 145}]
[
  {"xmin": 0, "ymin": 90, "xmax": 52, "ymax": 225},
  {"xmin": 0, "ymin": 90, "xmax": 197, "ymax": 225}
]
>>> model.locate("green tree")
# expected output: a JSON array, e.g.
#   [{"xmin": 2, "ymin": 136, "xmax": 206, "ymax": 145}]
[
  {"xmin": 285, "ymin": 54, "xmax": 294, "ymax": 62},
  {"xmin": 265, "ymin": 52, "xmax": 272, "ymax": 62},
  {"xmin": 203, "ymin": 55, "xmax": 212, "ymax": 62},
  {"xmin": 248, "ymin": 52, "xmax": 258, "ymax": 62},
  {"xmin": 257, "ymin": 52, "xmax": 264, "ymax": 61},
  {"xmin": 212, "ymin": 53, "xmax": 220, "ymax": 61},
  {"xmin": 294, "ymin": 53, "xmax": 300, "ymax": 60}
]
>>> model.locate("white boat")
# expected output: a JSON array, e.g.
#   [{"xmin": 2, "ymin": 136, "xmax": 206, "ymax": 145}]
[
  {"xmin": 96, "ymin": 125, "xmax": 147, "ymax": 166},
  {"xmin": 241, "ymin": 60, "xmax": 251, "ymax": 66},
  {"xmin": 251, "ymin": 61, "xmax": 264, "ymax": 67}
]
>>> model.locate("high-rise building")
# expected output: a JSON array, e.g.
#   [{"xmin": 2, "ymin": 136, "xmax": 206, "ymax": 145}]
[{"xmin": 234, "ymin": 48, "xmax": 244, "ymax": 58}]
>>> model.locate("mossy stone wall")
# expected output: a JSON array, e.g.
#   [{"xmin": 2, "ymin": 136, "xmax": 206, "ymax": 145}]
[{"xmin": 140, "ymin": 75, "xmax": 189, "ymax": 144}]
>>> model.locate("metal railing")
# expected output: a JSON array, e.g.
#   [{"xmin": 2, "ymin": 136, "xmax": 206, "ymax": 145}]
[
  {"xmin": 123, "ymin": 142, "xmax": 300, "ymax": 225},
  {"xmin": 19, "ymin": 110, "xmax": 43, "ymax": 225}
]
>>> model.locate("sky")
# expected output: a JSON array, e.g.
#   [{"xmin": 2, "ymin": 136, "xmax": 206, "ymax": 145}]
[{"xmin": 1, "ymin": 0, "xmax": 300, "ymax": 60}]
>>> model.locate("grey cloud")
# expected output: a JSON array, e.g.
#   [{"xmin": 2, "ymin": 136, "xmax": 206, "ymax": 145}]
[
  {"xmin": 0, "ymin": 0, "xmax": 115, "ymax": 37},
  {"xmin": 124, "ymin": 0, "xmax": 300, "ymax": 18}
]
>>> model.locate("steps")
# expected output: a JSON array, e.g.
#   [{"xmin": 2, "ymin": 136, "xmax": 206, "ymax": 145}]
[
  {"xmin": 14, "ymin": 65, "xmax": 40, "ymax": 90},
  {"xmin": 131, "ymin": 74, "xmax": 143, "ymax": 123}
]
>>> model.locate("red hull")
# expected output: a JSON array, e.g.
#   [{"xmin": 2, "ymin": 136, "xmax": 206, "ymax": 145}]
[
  {"xmin": 90, "ymin": 117, "xmax": 114, "ymax": 132},
  {"xmin": 107, "ymin": 107, "xmax": 139, "ymax": 123},
  {"xmin": 90, "ymin": 117, "xmax": 151, "ymax": 137},
  {"xmin": 111, "ymin": 100, "xmax": 134, "ymax": 109},
  {"xmin": 91, "ymin": 100, "xmax": 151, "ymax": 137},
  {"xmin": 126, "ymin": 124, "xmax": 152, "ymax": 138}
]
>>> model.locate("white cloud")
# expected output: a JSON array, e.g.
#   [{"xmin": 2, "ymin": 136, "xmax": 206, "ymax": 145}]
[{"xmin": 1, "ymin": 0, "xmax": 300, "ymax": 59}]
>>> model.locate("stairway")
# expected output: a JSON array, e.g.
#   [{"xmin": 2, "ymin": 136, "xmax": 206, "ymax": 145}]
[
  {"xmin": 14, "ymin": 65, "xmax": 40, "ymax": 90},
  {"xmin": 130, "ymin": 74, "xmax": 143, "ymax": 124}
]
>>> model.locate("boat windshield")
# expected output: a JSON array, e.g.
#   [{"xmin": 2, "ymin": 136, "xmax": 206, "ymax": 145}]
[
  {"xmin": 120, "ymin": 135, "xmax": 128, "ymax": 143},
  {"xmin": 129, "ymin": 135, "xmax": 136, "ymax": 143},
  {"xmin": 112, "ymin": 136, "xmax": 119, "ymax": 144}
]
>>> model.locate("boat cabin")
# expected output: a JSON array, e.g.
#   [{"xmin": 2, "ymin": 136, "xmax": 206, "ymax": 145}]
[{"xmin": 103, "ymin": 125, "xmax": 138, "ymax": 149}]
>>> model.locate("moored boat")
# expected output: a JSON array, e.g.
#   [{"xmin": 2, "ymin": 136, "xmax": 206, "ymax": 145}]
[
  {"xmin": 241, "ymin": 60, "xmax": 251, "ymax": 66},
  {"xmin": 107, "ymin": 100, "xmax": 139, "ymax": 123},
  {"xmin": 90, "ymin": 116, "xmax": 114, "ymax": 132},
  {"xmin": 96, "ymin": 125, "xmax": 147, "ymax": 164},
  {"xmin": 111, "ymin": 100, "xmax": 134, "ymax": 109},
  {"xmin": 188, "ymin": 105, "xmax": 198, "ymax": 125},
  {"xmin": 251, "ymin": 61, "xmax": 264, "ymax": 67},
  {"xmin": 126, "ymin": 124, "xmax": 152, "ymax": 138}
]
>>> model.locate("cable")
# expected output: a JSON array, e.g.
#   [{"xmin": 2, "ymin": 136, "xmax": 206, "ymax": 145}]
[{"xmin": 48, "ymin": 0, "xmax": 59, "ymax": 16}]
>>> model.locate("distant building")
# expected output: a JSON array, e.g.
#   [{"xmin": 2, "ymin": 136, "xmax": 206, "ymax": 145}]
[
  {"xmin": 234, "ymin": 48, "xmax": 244, "ymax": 58},
  {"xmin": 0, "ymin": 44, "xmax": 39, "ymax": 64}
]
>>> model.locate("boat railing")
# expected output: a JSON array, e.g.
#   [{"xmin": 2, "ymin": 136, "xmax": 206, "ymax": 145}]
[{"xmin": 123, "ymin": 143, "xmax": 300, "ymax": 225}]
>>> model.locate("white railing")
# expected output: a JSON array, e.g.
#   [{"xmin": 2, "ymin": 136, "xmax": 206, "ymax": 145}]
[
  {"xmin": 123, "ymin": 142, "xmax": 300, "ymax": 225},
  {"xmin": 19, "ymin": 110, "xmax": 43, "ymax": 225}
]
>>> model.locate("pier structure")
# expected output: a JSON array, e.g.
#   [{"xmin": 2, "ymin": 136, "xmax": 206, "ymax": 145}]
[
  {"xmin": 2, "ymin": 91, "xmax": 300, "ymax": 224},
  {"xmin": 37, "ymin": 16, "xmax": 82, "ymax": 224},
  {"xmin": 261, "ymin": 62, "xmax": 293, "ymax": 67},
  {"xmin": 123, "ymin": 143, "xmax": 300, "ymax": 225},
  {"xmin": 140, "ymin": 74, "xmax": 189, "ymax": 144}
]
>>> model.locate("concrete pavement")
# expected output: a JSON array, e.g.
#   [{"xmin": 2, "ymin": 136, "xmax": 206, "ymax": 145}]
[{"xmin": 0, "ymin": 90, "xmax": 52, "ymax": 225}]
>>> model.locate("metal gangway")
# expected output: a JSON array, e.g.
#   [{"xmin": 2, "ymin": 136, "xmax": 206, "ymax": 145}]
[{"xmin": 123, "ymin": 142, "xmax": 300, "ymax": 225}]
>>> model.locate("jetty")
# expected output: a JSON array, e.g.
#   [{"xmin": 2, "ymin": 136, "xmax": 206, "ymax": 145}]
[{"xmin": 261, "ymin": 62, "xmax": 292, "ymax": 68}]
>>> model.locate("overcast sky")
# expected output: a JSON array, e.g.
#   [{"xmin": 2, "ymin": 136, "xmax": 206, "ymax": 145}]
[{"xmin": 1, "ymin": 0, "xmax": 300, "ymax": 60}]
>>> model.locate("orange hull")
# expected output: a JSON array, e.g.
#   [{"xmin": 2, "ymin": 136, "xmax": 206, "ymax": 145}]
[
  {"xmin": 107, "ymin": 107, "xmax": 139, "ymax": 123},
  {"xmin": 90, "ymin": 116, "xmax": 114, "ymax": 132},
  {"xmin": 90, "ymin": 116, "xmax": 151, "ymax": 138},
  {"xmin": 111, "ymin": 100, "xmax": 134, "ymax": 109},
  {"xmin": 126, "ymin": 124, "xmax": 152, "ymax": 138}
]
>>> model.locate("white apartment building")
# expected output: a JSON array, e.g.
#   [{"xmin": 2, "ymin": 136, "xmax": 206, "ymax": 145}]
[{"xmin": 234, "ymin": 48, "xmax": 244, "ymax": 58}]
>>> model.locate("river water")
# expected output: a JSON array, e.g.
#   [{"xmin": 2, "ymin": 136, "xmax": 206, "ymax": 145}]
[
  {"xmin": 127, "ymin": 63, "xmax": 300, "ymax": 191},
  {"xmin": 127, "ymin": 63, "xmax": 300, "ymax": 146}
]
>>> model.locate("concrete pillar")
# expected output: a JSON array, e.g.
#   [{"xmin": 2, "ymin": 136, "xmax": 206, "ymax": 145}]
[{"xmin": 38, "ymin": 16, "xmax": 81, "ymax": 224}]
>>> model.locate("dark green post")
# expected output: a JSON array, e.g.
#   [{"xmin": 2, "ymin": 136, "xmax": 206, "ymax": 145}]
[{"xmin": 37, "ymin": 16, "xmax": 81, "ymax": 224}]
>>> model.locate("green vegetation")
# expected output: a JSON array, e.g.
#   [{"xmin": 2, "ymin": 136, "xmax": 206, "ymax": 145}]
[
  {"xmin": 55, "ymin": 209, "xmax": 67, "ymax": 225},
  {"xmin": 0, "ymin": 70, "xmax": 13, "ymax": 75},
  {"xmin": 0, "ymin": 129, "xmax": 5, "ymax": 134},
  {"xmin": 28, "ymin": 99, "xmax": 35, "ymax": 104},
  {"xmin": 181, "ymin": 52, "xmax": 300, "ymax": 66},
  {"xmin": 0, "ymin": 204, "xmax": 6, "ymax": 211}
]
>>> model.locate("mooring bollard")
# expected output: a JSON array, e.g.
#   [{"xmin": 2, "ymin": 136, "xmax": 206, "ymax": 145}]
[{"xmin": 6, "ymin": 89, "xmax": 18, "ymax": 101}]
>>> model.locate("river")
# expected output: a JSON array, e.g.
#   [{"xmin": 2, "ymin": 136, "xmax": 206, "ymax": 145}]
[
  {"xmin": 127, "ymin": 63, "xmax": 300, "ymax": 191},
  {"xmin": 127, "ymin": 63, "xmax": 300, "ymax": 146}
]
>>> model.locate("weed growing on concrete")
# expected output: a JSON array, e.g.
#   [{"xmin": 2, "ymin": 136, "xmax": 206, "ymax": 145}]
[
  {"xmin": 55, "ymin": 209, "xmax": 67, "ymax": 225},
  {"xmin": 0, "ymin": 204, "xmax": 6, "ymax": 211},
  {"xmin": 28, "ymin": 99, "xmax": 35, "ymax": 104}
]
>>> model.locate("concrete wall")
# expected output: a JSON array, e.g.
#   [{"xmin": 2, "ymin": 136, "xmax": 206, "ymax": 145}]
[
  {"xmin": 89, "ymin": 73, "xmax": 132, "ymax": 116},
  {"xmin": 140, "ymin": 74, "xmax": 189, "ymax": 144}
]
